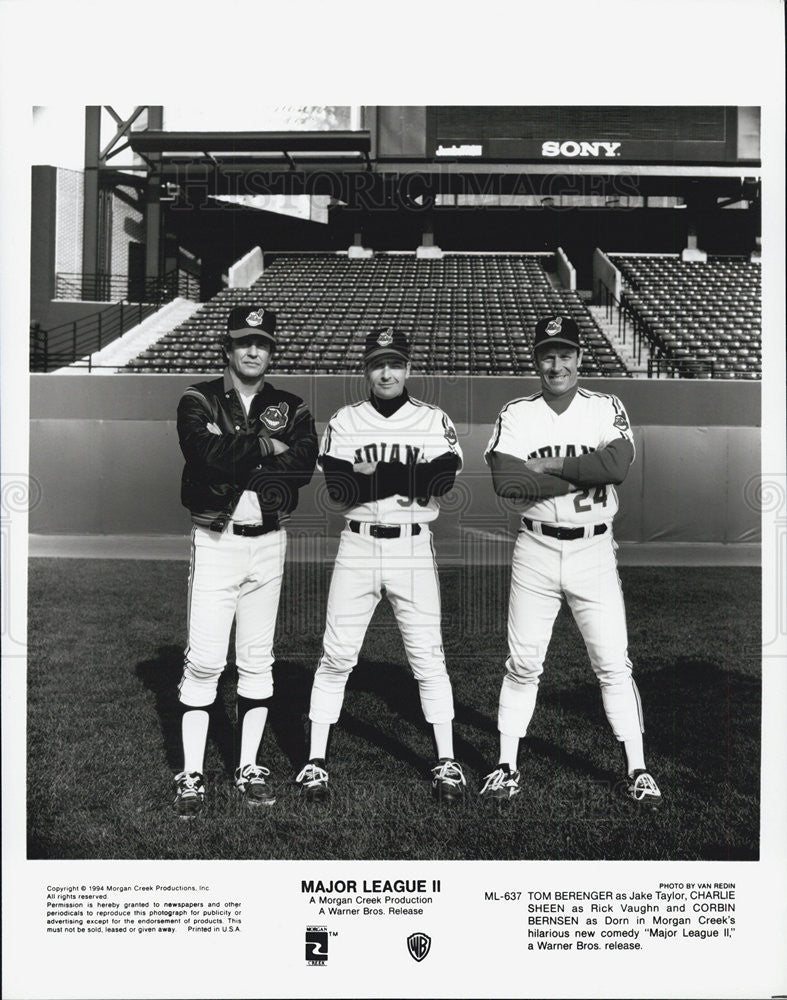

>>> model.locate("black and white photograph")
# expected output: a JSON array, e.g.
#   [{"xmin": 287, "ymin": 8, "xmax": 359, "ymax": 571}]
[
  {"xmin": 24, "ymin": 102, "xmax": 763, "ymax": 862},
  {"xmin": 2, "ymin": 2, "xmax": 785, "ymax": 999}
]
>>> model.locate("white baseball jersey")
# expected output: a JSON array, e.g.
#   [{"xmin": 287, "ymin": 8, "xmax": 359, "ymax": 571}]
[
  {"xmin": 319, "ymin": 397, "xmax": 463, "ymax": 524},
  {"xmin": 485, "ymin": 387, "xmax": 634, "ymax": 526}
]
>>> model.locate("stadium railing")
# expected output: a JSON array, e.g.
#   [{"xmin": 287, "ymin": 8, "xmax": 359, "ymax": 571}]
[
  {"xmin": 599, "ymin": 282, "xmax": 647, "ymax": 367},
  {"xmin": 54, "ymin": 270, "xmax": 200, "ymax": 303},
  {"xmin": 604, "ymin": 256, "xmax": 761, "ymax": 380},
  {"xmin": 31, "ymin": 269, "xmax": 201, "ymax": 373}
]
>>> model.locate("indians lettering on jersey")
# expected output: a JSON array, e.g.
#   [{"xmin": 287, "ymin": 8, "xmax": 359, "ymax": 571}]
[
  {"xmin": 320, "ymin": 397, "xmax": 462, "ymax": 525},
  {"xmin": 526, "ymin": 444, "xmax": 596, "ymax": 459},
  {"xmin": 353, "ymin": 443, "xmax": 422, "ymax": 464}
]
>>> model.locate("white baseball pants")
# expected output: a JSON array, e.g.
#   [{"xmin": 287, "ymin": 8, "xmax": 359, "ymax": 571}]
[
  {"xmin": 498, "ymin": 526, "xmax": 644, "ymax": 741},
  {"xmin": 309, "ymin": 524, "xmax": 455, "ymax": 725},
  {"xmin": 178, "ymin": 525, "xmax": 287, "ymax": 707}
]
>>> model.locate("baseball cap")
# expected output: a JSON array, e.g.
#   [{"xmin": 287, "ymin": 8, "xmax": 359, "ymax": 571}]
[
  {"xmin": 533, "ymin": 314, "xmax": 581, "ymax": 353},
  {"xmin": 364, "ymin": 326, "xmax": 410, "ymax": 366},
  {"xmin": 226, "ymin": 306, "xmax": 277, "ymax": 346}
]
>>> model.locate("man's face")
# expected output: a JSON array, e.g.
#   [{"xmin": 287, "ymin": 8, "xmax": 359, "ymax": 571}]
[
  {"xmin": 366, "ymin": 355, "xmax": 410, "ymax": 399},
  {"xmin": 535, "ymin": 344, "xmax": 582, "ymax": 396},
  {"xmin": 227, "ymin": 335, "xmax": 273, "ymax": 382}
]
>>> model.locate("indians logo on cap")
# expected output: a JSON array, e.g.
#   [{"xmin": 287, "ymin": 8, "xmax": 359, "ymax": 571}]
[
  {"xmin": 261, "ymin": 401, "xmax": 289, "ymax": 431},
  {"xmin": 377, "ymin": 327, "xmax": 394, "ymax": 347},
  {"xmin": 246, "ymin": 310, "xmax": 265, "ymax": 327},
  {"xmin": 546, "ymin": 316, "xmax": 563, "ymax": 336}
]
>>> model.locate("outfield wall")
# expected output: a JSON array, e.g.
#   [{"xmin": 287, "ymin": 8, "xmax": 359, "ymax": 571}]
[{"xmin": 29, "ymin": 375, "xmax": 761, "ymax": 548}]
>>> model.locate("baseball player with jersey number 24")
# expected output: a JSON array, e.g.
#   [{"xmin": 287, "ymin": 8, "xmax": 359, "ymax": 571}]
[{"xmin": 482, "ymin": 314, "xmax": 662, "ymax": 809}]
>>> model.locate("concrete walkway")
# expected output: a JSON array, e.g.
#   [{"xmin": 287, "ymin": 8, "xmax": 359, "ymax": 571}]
[{"xmin": 54, "ymin": 298, "xmax": 202, "ymax": 373}]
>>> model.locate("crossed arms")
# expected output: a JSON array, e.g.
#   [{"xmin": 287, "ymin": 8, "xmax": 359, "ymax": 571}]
[
  {"xmin": 487, "ymin": 438, "xmax": 634, "ymax": 502},
  {"xmin": 177, "ymin": 392, "xmax": 318, "ymax": 494},
  {"xmin": 321, "ymin": 452, "xmax": 460, "ymax": 508}
]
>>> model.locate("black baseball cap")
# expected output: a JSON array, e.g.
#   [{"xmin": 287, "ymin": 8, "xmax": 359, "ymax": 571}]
[
  {"xmin": 226, "ymin": 306, "xmax": 277, "ymax": 345},
  {"xmin": 364, "ymin": 326, "xmax": 410, "ymax": 366},
  {"xmin": 533, "ymin": 314, "xmax": 581, "ymax": 353}
]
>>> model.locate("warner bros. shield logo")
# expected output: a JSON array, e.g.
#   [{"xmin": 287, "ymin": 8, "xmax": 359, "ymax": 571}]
[{"xmin": 407, "ymin": 932, "xmax": 431, "ymax": 962}]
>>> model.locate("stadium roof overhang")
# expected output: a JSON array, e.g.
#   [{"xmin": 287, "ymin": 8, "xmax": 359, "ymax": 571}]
[
  {"xmin": 124, "ymin": 129, "xmax": 759, "ymax": 202},
  {"xmin": 127, "ymin": 129, "xmax": 372, "ymax": 166}
]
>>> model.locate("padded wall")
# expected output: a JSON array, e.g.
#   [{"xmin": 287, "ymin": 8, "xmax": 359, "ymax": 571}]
[{"xmin": 29, "ymin": 375, "xmax": 761, "ymax": 546}]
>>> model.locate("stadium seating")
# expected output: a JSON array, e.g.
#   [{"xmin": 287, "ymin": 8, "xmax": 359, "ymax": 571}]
[
  {"xmin": 123, "ymin": 254, "xmax": 627, "ymax": 376},
  {"xmin": 612, "ymin": 256, "xmax": 761, "ymax": 379}
]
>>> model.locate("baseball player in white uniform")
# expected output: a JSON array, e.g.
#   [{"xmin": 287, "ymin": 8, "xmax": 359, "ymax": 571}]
[
  {"xmin": 296, "ymin": 327, "xmax": 467, "ymax": 804},
  {"xmin": 174, "ymin": 306, "xmax": 318, "ymax": 817},
  {"xmin": 481, "ymin": 314, "xmax": 662, "ymax": 809}
]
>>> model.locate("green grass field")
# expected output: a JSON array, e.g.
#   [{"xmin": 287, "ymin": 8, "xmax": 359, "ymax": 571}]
[{"xmin": 27, "ymin": 558, "xmax": 760, "ymax": 861}]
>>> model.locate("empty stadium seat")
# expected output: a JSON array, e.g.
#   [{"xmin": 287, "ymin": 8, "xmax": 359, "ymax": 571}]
[
  {"xmin": 614, "ymin": 255, "xmax": 761, "ymax": 379},
  {"xmin": 122, "ymin": 253, "xmax": 623, "ymax": 377}
]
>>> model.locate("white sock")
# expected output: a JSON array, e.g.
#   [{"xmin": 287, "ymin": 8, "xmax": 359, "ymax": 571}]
[
  {"xmin": 181, "ymin": 709, "xmax": 210, "ymax": 774},
  {"xmin": 622, "ymin": 736, "xmax": 646, "ymax": 776},
  {"xmin": 239, "ymin": 707, "xmax": 268, "ymax": 770},
  {"xmin": 499, "ymin": 734, "xmax": 520, "ymax": 770},
  {"xmin": 432, "ymin": 721, "xmax": 454, "ymax": 759},
  {"xmin": 309, "ymin": 721, "xmax": 331, "ymax": 761}
]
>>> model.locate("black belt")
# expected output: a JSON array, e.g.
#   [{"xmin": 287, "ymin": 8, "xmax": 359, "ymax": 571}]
[
  {"xmin": 231, "ymin": 517, "xmax": 280, "ymax": 537},
  {"xmin": 522, "ymin": 517, "xmax": 607, "ymax": 541},
  {"xmin": 349, "ymin": 520, "xmax": 421, "ymax": 539}
]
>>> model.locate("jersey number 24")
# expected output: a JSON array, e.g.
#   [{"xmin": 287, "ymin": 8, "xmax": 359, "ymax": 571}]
[{"xmin": 573, "ymin": 485, "xmax": 608, "ymax": 513}]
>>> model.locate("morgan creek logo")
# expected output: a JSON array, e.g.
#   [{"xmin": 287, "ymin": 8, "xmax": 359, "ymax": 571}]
[
  {"xmin": 407, "ymin": 931, "xmax": 431, "ymax": 962},
  {"xmin": 305, "ymin": 926, "xmax": 328, "ymax": 966}
]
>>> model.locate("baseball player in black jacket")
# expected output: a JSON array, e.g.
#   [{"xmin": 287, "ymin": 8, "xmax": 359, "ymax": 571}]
[{"xmin": 174, "ymin": 305, "xmax": 317, "ymax": 817}]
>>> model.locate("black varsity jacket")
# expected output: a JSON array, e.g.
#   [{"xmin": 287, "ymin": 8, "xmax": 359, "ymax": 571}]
[{"xmin": 177, "ymin": 369, "xmax": 318, "ymax": 529}]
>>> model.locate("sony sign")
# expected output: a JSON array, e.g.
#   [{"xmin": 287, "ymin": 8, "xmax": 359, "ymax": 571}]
[{"xmin": 542, "ymin": 141, "xmax": 622, "ymax": 158}]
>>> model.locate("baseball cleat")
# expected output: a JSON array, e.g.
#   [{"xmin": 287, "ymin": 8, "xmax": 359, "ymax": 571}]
[
  {"xmin": 174, "ymin": 770, "xmax": 205, "ymax": 819},
  {"xmin": 235, "ymin": 764, "xmax": 276, "ymax": 808},
  {"xmin": 296, "ymin": 759, "xmax": 330, "ymax": 803},
  {"xmin": 431, "ymin": 758, "xmax": 466, "ymax": 804},
  {"xmin": 625, "ymin": 769, "xmax": 663, "ymax": 810},
  {"xmin": 479, "ymin": 764, "xmax": 522, "ymax": 801}
]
